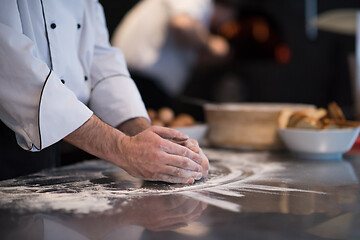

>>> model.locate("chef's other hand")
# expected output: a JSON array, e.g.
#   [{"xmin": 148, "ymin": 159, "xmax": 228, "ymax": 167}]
[
  {"xmin": 117, "ymin": 126, "xmax": 204, "ymax": 184},
  {"xmin": 172, "ymin": 137, "xmax": 209, "ymax": 178}
]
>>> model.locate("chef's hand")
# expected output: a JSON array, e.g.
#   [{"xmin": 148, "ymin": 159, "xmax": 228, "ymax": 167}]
[
  {"xmin": 117, "ymin": 126, "xmax": 205, "ymax": 184},
  {"xmin": 117, "ymin": 117, "xmax": 208, "ymax": 180},
  {"xmin": 65, "ymin": 115, "xmax": 207, "ymax": 184}
]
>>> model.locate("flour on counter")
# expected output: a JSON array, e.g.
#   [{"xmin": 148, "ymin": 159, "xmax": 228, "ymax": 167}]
[{"xmin": 0, "ymin": 149, "xmax": 331, "ymax": 214}]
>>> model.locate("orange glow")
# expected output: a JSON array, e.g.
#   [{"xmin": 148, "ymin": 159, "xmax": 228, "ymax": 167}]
[
  {"xmin": 252, "ymin": 19, "xmax": 270, "ymax": 43},
  {"xmin": 275, "ymin": 44, "xmax": 291, "ymax": 64},
  {"xmin": 219, "ymin": 20, "xmax": 241, "ymax": 39}
]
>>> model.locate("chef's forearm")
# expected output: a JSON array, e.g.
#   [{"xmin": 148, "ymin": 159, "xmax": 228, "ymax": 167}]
[
  {"xmin": 116, "ymin": 117, "xmax": 151, "ymax": 136},
  {"xmin": 64, "ymin": 114, "xmax": 124, "ymax": 165}
]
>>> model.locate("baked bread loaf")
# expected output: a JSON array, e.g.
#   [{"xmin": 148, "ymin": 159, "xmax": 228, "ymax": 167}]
[{"xmin": 278, "ymin": 102, "xmax": 359, "ymax": 130}]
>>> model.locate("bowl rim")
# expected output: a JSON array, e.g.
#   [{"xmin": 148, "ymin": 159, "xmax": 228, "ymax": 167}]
[
  {"xmin": 205, "ymin": 103, "xmax": 315, "ymax": 112},
  {"xmin": 278, "ymin": 127, "xmax": 360, "ymax": 133},
  {"xmin": 172, "ymin": 123, "xmax": 208, "ymax": 130}
]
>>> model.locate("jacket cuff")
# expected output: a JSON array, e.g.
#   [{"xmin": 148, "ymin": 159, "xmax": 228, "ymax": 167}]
[{"xmin": 34, "ymin": 71, "xmax": 93, "ymax": 150}]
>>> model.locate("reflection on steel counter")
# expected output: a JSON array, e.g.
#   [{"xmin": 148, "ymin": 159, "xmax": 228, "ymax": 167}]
[{"xmin": 0, "ymin": 148, "xmax": 359, "ymax": 239}]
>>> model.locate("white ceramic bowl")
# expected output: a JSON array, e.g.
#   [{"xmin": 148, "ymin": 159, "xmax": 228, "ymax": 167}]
[
  {"xmin": 174, "ymin": 124, "xmax": 208, "ymax": 144},
  {"xmin": 278, "ymin": 127, "xmax": 360, "ymax": 160}
]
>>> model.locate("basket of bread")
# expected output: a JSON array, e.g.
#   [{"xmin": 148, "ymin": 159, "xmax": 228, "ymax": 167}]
[
  {"xmin": 204, "ymin": 103, "xmax": 316, "ymax": 150},
  {"xmin": 278, "ymin": 102, "xmax": 360, "ymax": 159}
]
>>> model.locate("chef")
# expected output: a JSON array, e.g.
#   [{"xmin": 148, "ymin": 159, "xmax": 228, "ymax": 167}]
[
  {"xmin": 0, "ymin": 0, "xmax": 208, "ymax": 183},
  {"xmin": 111, "ymin": 0, "xmax": 234, "ymax": 109}
]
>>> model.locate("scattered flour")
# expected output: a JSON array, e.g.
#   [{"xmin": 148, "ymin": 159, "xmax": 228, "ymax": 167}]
[{"xmin": 0, "ymin": 149, "xmax": 330, "ymax": 214}]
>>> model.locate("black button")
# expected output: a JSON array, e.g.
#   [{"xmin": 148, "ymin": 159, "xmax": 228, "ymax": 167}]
[
  {"xmin": 50, "ymin": 23, "xmax": 56, "ymax": 29},
  {"xmin": 61, "ymin": 79, "xmax": 65, "ymax": 84},
  {"xmin": 84, "ymin": 76, "xmax": 88, "ymax": 81},
  {"xmin": 77, "ymin": 24, "xmax": 81, "ymax": 29}
]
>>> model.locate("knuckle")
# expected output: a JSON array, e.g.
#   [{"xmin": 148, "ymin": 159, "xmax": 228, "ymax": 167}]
[
  {"xmin": 182, "ymin": 147, "xmax": 190, "ymax": 157},
  {"xmin": 188, "ymin": 139, "xmax": 199, "ymax": 146},
  {"xmin": 181, "ymin": 158, "xmax": 192, "ymax": 169},
  {"xmin": 157, "ymin": 174, "xmax": 173, "ymax": 183},
  {"xmin": 152, "ymin": 137, "xmax": 162, "ymax": 147},
  {"xmin": 149, "ymin": 125, "xmax": 158, "ymax": 131},
  {"xmin": 173, "ymin": 167, "xmax": 181, "ymax": 176},
  {"xmin": 150, "ymin": 150, "xmax": 160, "ymax": 159}
]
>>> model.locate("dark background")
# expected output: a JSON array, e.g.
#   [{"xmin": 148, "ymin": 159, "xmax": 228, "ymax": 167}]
[{"xmin": 99, "ymin": 0, "xmax": 360, "ymax": 120}]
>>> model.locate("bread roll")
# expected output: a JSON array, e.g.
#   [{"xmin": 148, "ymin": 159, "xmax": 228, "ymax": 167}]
[
  {"xmin": 170, "ymin": 114, "xmax": 195, "ymax": 127},
  {"xmin": 328, "ymin": 102, "xmax": 345, "ymax": 120},
  {"xmin": 158, "ymin": 107, "xmax": 175, "ymax": 125},
  {"xmin": 151, "ymin": 119, "xmax": 165, "ymax": 127}
]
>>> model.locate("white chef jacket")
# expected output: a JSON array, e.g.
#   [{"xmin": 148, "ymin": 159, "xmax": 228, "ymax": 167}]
[
  {"xmin": 111, "ymin": 0, "xmax": 214, "ymax": 96},
  {"xmin": 0, "ymin": 0, "xmax": 148, "ymax": 151}
]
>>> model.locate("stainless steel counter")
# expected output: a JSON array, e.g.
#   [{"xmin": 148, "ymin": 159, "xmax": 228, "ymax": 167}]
[{"xmin": 1, "ymin": 148, "xmax": 360, "ymax": 240}]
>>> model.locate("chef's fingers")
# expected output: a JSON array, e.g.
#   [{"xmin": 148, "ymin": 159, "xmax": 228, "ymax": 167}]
[
  {"xmin": 151, "ymin": 126, "xmax": 189, "ymax": 142},
  {"xmin": 173, "ymin": 138, "xmax": 201, "ymax": 154},
  {"xmin": 199, "ymin": 148, "xmax": 209, "ymax": 177},
  {"xmin": 160, "ymin": 165, "xmax": 202, "ymax": 180},
  {"xmin": 159, "ymin": 152, "xmax": 202, "ymax": 173},
  {"xmin": 152, "ymin": 160, "xmax": 203, "ymax": 182},
  {"xmin": 172, "ymin": 139, "xmax": 208, "ymax": 177},
  {"xmin": 160, "ymin": 139, "xmax": 203, "ymax": 165},
  {"xmin": 180, "ymin": 139, "xmax": 209, "ymax": 176},
  {"xmin": 151, "ymin": 173, "xmax": 196, "ymax": 184},
  {"xmin": 180, "ymin": 140, "xmax": 209, "ymax": 177}
]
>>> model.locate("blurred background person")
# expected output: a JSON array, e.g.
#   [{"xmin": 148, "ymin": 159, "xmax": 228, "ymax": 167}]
[{"xmin": 111, "ymin": 0, "xmax": 237, "ymax": 111}]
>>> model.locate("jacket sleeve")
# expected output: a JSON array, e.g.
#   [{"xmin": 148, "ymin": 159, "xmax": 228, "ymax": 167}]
[
  {"xmin": 0, "ymin": 6, "xmax": 93, "ymax": 151},
  {"xmin": 167, "ymin": 0, "xmax": 213, "ymax": 23},
  {"xmin": 88, "ymin": 1, "xmax": 149, "ymax": 128}
]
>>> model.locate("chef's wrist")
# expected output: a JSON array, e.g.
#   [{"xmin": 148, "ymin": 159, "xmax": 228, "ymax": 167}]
[
  {"xmin": 106, "ymin": 131, "xmax": 130, "ymax": 169},
  {"xmin": 64, "ymin": 114, "xmax": 125, "ymax": 165},
  {"xmin": 116, "ymin": 117, "xmax": 151, "ymax": 136}
]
